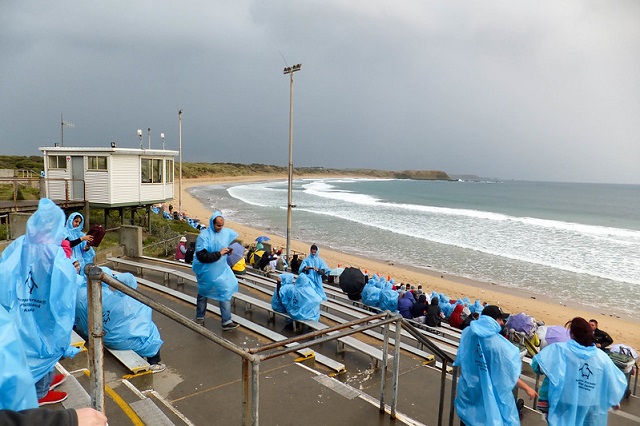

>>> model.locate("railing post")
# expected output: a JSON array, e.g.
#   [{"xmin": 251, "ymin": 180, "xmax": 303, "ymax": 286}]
[
  {"xmin": 450, "ymin": 366, "xmax": 458, "ymax": 426},
  {"xmin": 242, "ymin": 358, "xmax": 249, "ymax": 425},
  {"xmin": 390, "ymin": 316, "xmax": 401, "ymax": 419},
  {"xmin": 438, "ymin": 359, "xmax": 447, "ymax": 425},
  {"xmin": 242, "ymin": 357, "xmax": 260, "ymax": 426},
  {"xmin": 251, "ymin": 359, "xmax": 259, "ymax": 426},
  {"xmin": 379, "ymin": 322, "xmax": 389, "ymax": 412},
  {"xmin": 85, "ymin": 264, "xmax": 105, "ymax": 413}
]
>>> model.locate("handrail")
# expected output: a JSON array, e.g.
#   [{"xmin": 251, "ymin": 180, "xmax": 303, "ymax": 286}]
[
  {"xmin": 0, "ymin": 177, "xmax": 86, "ymax": 210},
  {"xmin": 401, "ymin": 318, "xmax": 457, "ymax": 426},
  {"xmin": 83, "ymin": 263, "xmax": 405, "ymax": 425}
]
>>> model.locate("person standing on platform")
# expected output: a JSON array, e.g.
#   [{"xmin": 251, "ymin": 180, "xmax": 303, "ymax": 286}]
[
  {"xmin": 192, "ymin": 211, "xmax": 239, "ymax": 331},
  {"xmin": 453, "ymin": 305, "xmax": 523, "ymax": 425},
  {"xmin": 298, "ymin": 244, "xmax": 329, "ymax": 301},
  {"xmin": 533, "ymin": 317, "xmax": 626, "ymax": 425},
  {"xmin": 0, "ymin": 199, "xmax": 78, "ymax": 406}
]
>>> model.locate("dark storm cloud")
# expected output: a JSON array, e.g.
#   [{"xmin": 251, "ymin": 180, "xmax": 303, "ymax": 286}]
[{"xmin": 1, "ymin": 1, "xmax": 639, "ymax": 184}]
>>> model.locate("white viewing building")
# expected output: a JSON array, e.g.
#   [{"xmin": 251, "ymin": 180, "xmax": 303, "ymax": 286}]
[{"xmin": 39, "ymin": 146, "xmax": 177, "ymax": 209}]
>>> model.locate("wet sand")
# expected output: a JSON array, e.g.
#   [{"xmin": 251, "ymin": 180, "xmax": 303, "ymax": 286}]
[{"xmin": 178, "ymin": 176, "xmax": 640, "ymax": 351}]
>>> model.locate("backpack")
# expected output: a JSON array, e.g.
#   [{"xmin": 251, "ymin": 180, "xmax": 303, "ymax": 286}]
[{"xmin": 184, "ymin": 243, "xmax": 195, "ymax": 264}]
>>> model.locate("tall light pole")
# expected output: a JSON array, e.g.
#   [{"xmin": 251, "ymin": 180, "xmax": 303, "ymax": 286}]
[
  {"xmin": 147, "ymin": 128, "xmax": 151, "ymax": 149},
  {"xmin": 137, "ymin": 129, "xmax": 143, "ymax": 149},
  {"xmin": 178, "ymin": 109, "xmax": 183, "ymax": 215},
  {"xmin": 160, "ymin": 133, "xmax": 165, "ymax": 150},
  {"xmin": 283, "ymin": 63, "xmax": 302, "ymax": 268}
]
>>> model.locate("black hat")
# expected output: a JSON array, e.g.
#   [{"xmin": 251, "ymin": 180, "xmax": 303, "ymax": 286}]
[{"xmin": 481, "ymin": 305, "xmax": 509, "ymax": 320}]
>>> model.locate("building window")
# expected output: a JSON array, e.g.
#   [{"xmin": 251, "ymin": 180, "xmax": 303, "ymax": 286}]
[
  {"xmin": 48, "ymin": 155, "xmax": 67, "ymax": 169},
  {"xmin": 87, "ymin": 156, "xmax": 108, "ymax": 171},
  {"xmin": 166, "ymin": 159, "xmax": 174, "ymax": 183},
  {"xmin": 141, "ymin": 158, "xmax": 163, "ymax": 183}
]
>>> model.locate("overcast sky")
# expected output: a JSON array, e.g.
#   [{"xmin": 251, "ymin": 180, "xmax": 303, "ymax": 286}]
[{"xmin": 1, "ymin": 1, "xmax": 639, "ymax": 184}]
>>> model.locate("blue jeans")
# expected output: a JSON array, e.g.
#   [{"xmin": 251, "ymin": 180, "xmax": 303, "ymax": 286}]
[
  {"xmin": 196, "ymin": 294, "xmax": 232, "ymax": 325},
  {"xmin": 35, "ymin": 368, "xmax": 55, "ymax": 399}
]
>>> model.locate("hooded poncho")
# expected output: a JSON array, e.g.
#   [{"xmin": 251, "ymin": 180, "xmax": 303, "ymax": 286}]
[
  {"xmin": 0, "ymin": 305, "xmax": 38, "ymax": 410},
  {"xmin": 271, "ymin": 273, "xmax": 323, "ymax": 321},
  {"xmin": 63, "ymin": 212, "xmax": 95, "ymax": 276},
  {"xmin": 298, "ymin": 247, "xmax": 329, "ymax": 301},
  {"xmin": 532, "ymin": 339, "xmax": 627, "ymax": 425},
  {"xmin": 75, "ymin": 267, "xmax": 163, "ymax": 358},
  {"xmin": 453, "ymin": 315, "xmax": 522, "ymax": 425},
  {"xmin": 192, "ymin": 211, "xmax": 239, "ymax": 301},
  {"xmin": 0, "ymin": 198, "xmax": 78, "ymax": 383}
]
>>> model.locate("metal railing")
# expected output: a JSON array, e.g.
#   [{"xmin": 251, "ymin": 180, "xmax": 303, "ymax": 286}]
[
  {"xmin": 0, "ymin": 214, "xmax": 9, "ymax": 241},
  {"xmin": 0, "ymin": 177, "xmax": 86, "ymax": 211},
  {"xmin": 83, "ymin": 264, "xmax": 412, "ymax": 425}
]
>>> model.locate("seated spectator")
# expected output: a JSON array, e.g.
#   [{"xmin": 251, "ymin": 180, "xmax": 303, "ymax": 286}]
[
  {"xmin": 589, "ymin": 319, "xmax": 613, "ymax": 350},
  {"xmin": 175, "ymin": 236, "xmax": 187, "ymax": 262},
  {"xmin": 425, "ymin": 297, "xmax": 444, "ymax": 327},
  {"xmin": 460, "ymin": 312, "xmax": 480, "ymax": 330},
  {"xmin": 184, "ymin": 242, "xmax": 196, "ymax": 264},
  {"xmin": 411, "ymin": 294, "xmax": 429, "ymax": 323},
  {"xmin": 289, "ymin": 254, "xmax": 301, "ymax": 273},
  {"xmin": 274, "ymin": 251, "xmax": 286, "ymax": 271},
  {"xmin": 398, "ymin": 291, "xmax": 415, "ymax": 319},
  {"xmin": 449, "ymin": 304, "xmax": 465, "ymax": 329},
  {"xmin": 75, "ymin": 268, "xmax": 165, "ymax": 373}
]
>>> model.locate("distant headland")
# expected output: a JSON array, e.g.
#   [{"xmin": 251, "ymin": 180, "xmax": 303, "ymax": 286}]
[{"xmin": 0, "ymin": 155, "xmax": 452, "ymax": 181}]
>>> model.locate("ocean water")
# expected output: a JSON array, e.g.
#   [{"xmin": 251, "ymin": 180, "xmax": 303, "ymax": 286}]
[{"xmin": 190, "ymin": 179, "xmax": 640, "ymax": 318}]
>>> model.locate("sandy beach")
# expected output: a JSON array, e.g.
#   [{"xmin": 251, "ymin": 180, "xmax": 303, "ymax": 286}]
[{"xmin": 179, "ymin": 176, "xmax": 640, "ymax": 351}]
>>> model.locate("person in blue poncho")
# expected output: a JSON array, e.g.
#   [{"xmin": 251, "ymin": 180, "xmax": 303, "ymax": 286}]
[
  {"xmin": 453, "ymin": 305, "xmax": 524, "ymax": 425},
  {"xmin": 0, "ymin": 199, "xmax": 78, "ymax": 406},
  {"xmin": 0, "ymin": 304, "xmax": 38, "ymax": 410},
  {"xmin": 298, "ymin": 244, "xmax": 328, "ymax": 301},
  {"xmin": 192, "ymin": 211, "xmax": 239, "ymax": 331},
  {"xmin": 532, "ymin": 317, "xmax": 627, "ymax": 426},
  {"xmin": 63, "ymin": 212, "xmax": 95, "ymax": 276}
]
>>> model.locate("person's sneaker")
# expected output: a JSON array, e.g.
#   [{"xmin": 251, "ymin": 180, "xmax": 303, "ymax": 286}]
[
  {"xmin": 194, "ymin": 318, "xmax": 205, "ymax": 326},
  {"xmin": 49, "ymin": 373, "xmax": 67, "ymax": 390},
  {"xmin": 38, "ymin": 390, "xmax": 68, "ymax": 406},
  {"xmin": 150, "ymin": 363, "xmax": 166, "ymax": 373},
  {"xmin": 222, "ymin": 321, "xmax": 239, "ymax": 331}
]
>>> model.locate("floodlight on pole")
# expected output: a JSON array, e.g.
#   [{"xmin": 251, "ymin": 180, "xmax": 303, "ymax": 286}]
[
  {"xmin": 137, "ymin": 129, "xmax": 143, "ymax": 149},
  {"xmin": 283, "ymin": 63, "xmax": 302, "ymax": 268},
  {"xmin": 148, "ymin": 128, "xmax": 151, "ymax": 149}
]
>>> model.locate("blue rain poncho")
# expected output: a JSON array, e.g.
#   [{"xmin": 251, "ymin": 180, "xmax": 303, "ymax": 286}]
[
  {"xmin": 454, "ymin": 315, "xmax": 522, "ymax": 425},
  {"xmin": 75, "ymin": 267, "xmax": 163, "ymax": 357},
  {"xmin": 360, "ymin": 278, "xmax": 398, "ymax": 312},
  {"xmin": 532, "ymin": 339, "xmax": 627, "ymax": 426},
  {"xmin": 63, "ymin": 212, "xmax": 95, "ymax": 276},
  {"xmin": 298, "ymin": 248, "xmax": 329, "ymax": 301},
  {"xmin": 192, "ymin": 211, "xmax": 239, "ymax": 302},
  {"xmin": 271, "ymin": 273, "xmax": 322, "ymax": 321},
  {"xmin": 0, "ymin": 305, "xmax": 38, "ymax": 410},
  {"xmin": 0, "ymin": 198, "xmax": 78, "ymax": 382}
]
